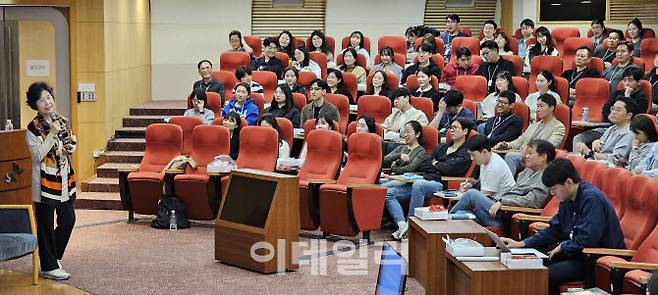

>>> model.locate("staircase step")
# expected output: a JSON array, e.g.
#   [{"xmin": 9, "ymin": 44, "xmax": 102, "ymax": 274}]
[
  {"xmin": 76, "ymin": 192, "xmax": 123, "ymax": 210},
  {"xmin": 103, "ymin": 151, "xmax": 144, "ymax": 164},
  {"xmin": 115, "ymin": 127, "xmax": 146, "ymax": 138},
  {"xmin": 129, "ymin": 100, "xmax": 187, "ymax": 116},
  {"xmin": 107, "ymin": 138, "xmax": 145, "ymax": 151},
  {"xmin": 123, "ymin": 115, "xmax": 165, "ymax": 128},
  {"xmin": 97, "ymin": 162, "xmax": 139, "ymax": 178},
  {"xmin": 83, "ymin": 177, "xmax": 119, "ymax": 193}
]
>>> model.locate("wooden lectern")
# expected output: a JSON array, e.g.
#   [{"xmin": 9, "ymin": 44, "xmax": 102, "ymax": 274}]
[
  {"xmin": 0, "ymin": 129, "xmax": 33, "ymax": 205},
  {"xmin": 215, "ymin": 168, "xmax": 299, "ymax": 273}
]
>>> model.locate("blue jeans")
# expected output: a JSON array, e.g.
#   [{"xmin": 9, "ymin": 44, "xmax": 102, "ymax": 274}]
[
  {"xmin": 385, "ymin": 179, "xmax": 443, "ymax": 223},
  {"xmin": 448, "ymin": 189, "xmax": 503, "ymax": 228}
]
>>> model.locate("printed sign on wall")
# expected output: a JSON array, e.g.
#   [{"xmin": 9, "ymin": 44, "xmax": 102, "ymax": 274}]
[{"xmin": 26, "ymin": 60, "xmax": 50, "ymax": 77}]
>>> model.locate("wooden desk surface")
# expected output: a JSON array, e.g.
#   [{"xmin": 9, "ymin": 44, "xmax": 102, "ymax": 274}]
[{"xmin": 410, "ymin": 218, "xmax": 488, "ymax": 236}]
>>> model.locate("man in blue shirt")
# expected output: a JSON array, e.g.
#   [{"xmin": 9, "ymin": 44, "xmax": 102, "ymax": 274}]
[{"xmin": 501, "ymin": 158, "xmax": 624, "ymax": 295}]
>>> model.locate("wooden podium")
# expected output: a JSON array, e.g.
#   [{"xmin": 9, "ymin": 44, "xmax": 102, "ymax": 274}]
[
  {"xmin": 0, "ymin": 129, "xmax": 32, "ymax": 205},
  {"xmin": 215, "ymin": 169, "xmax": 299, "ymax": 274}
]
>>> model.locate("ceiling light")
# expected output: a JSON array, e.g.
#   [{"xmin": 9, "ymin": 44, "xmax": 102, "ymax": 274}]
[
  {"xmin": 550, "ymin": 3, "xmax": 562, "ymax": 5},
  {"xmin": 581, "ymin": 0, "xmax": 592, "ymax": 3}
]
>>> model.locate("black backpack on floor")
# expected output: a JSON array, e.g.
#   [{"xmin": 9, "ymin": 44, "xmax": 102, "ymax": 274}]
[{"xmin": 151, "ymin": 196, "xmax": 191, "ymax": 229}]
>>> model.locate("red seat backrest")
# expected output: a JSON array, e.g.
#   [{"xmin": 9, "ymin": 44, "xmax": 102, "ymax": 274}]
[
  {"xmin": 412, "ymin": 54, "xmax": 445, "ymax": 73},
  {"xmin": 292, "ymin": 93, "xmax": 308, "ymax": 113},
  {"xmin": 421, "ymin": 125, "xmax": 438, "ymax": 154},
  {"xmin": 450, "ymin": 37, "xmax": 480, "ymax": 62},
  {"xmin": 461, "ymin": 99, "xmax": 477, "ymax": 117},
  {"xmin": 275, "ymin": 117, "xmax": 294, "ymax": 148},
  {"xmin": 530, "ymin": 55, "xmax": 563, "ymax": 80},
  {"xmin": 298, "ymin": 129, "xmax": 343, "ymax": 182},
  {"xmin": 139, "ymin": 124, "xmax": 183, "ymax": 173},
  {"xmin": 541, "ymin": 196, "xmax": 560, "ymax": 217},
  {"xmin": 336, "ymin": 53, "xmax": 368, "ymax": 69},
  {"xmin": 589, "ymin": 57, "xmax": 605, "ymax": 74},
  {"xmin": 453, "ymin": 75, "xmax": 488, "ymax": 102},
  {"xmin": 309, "ymin": 51, "xmax": 328, "ymax": 80},
  {"xmin": 512, "ymin": 76, "xmax": 529, "ymax": 99},
  {"xmin": 366, "ymin": 71, "xmax": 399, "ymax": 93},
  {"xmin": 640, "ymin": 38, "xmax": 658, "ymax": 75},
  {"xmin": 374, "ymin": 53, "xmax": 406, "ymax": 68},
  {"xmin": 413, "ymin": 37, "xmax": 445, "ymax": 56},
  {"xmin": 528, "ymin": 76, "xmax": 569, "ymax": 105},
  {"xmin": 250, "ymin": 93, "xmax": 265, "ymax": 114},
  {"xmin": 508, "ymin": 37, "xmax": 519, "ymax": 55},
  {"xmin": 621, "ymin": 175, "xmax": 658, "ymax": 251},
  {"xmin": 632, "ymin": 224, "xmax": 658, "ymax": 264},
  {"xmin": 511, "ymin": 100, "xmax": 530, "ymax": 132},
  {"xmin": 346, "ymin": 121, "xmax": 384, "ymax": 138},
  {"xmin": 273, "ymin": 52, "xmax": 289, "ymax": 68},
  {"xmin": 406, "ymin": 74, "xmax": 439, "ymax": 90},
  {"xmin": 210, "ymin": 70, "xmax": 238, "ymax": 99},
  {"xmin": 219, "ymin": 51, "xmax": 251, "ymax": 73},
  {"xmin": 244, "ymin": 35, "xmax": 262, "ymax": 57},
  {"xmin": 324, "ymin": 93, "xmax": 350, "ymax": 133},
  {"xmin": 252, "ymin": 71, "xmax": 278, "ymax": 103},
  {"xmin": 573, "ymin": 78, "xmax": 610, "ymax": 122},
  {"xmin": 303, "ymin": 119, "xmax": 341, "ymax": 137},
  {"xmin": 205, "ymin": 92, "xmax": 223, "ymax": 118},
  {"xmin": 410, "ymin": 96, "xmax": 434, "ymax": 122},
  {"xmin": 566, "ymin": 154, "xmax": 586, "ymax": 175},
  {"xmin": 306, "ymin": 36, "xmax": 336, "ymax": 55},
  {"xmin": 553, "ymin": 104, "xmax": 571, "ymax": 149},
  {"xmin": 550, "ymin": 27, "xmax": 580, "ymax": 55},
  {"xmin": 341, "ymin": 35, "xmax": 372, "ymax": 55},
  {"xmin": 236, "ymin": 126, "xmax": 279, "ymax": 171},
  {"xmin": 169, "ymin": 116, "xmax": 203, "ymax": 155},
  {"xmin": 188, "ymin": 125, "xmax": 230, "ymax": 174},
  {"xmin": 341, "ymin": 72, "xmax": 359, "ymax": 102},
  {"xmin": 297, "ymin": 71, "xmax": 317, "ymax": 96},
  {"xmin": 378, "ymin": 36, "xmax": 407, "ymax": 58},
  {"xmin": 602, "ymin": 167, "xmax": 632, "ymax": 219},
  {"xmin": 501, "ymin": 55, "xmax": 523, "ymax": 76},
  {"xmin": 357, "ymin": 95, "xmax": 392, "ymax": 124},
  {"xmin": 562, "ymin": 37, "xmax": 595, "ymax": 72},
  {"xmin": 459, "ymin": 27, "xmax": 472, "ymax": 37},
  {"xmin": 338, "ymin": 133, "xmax": 383, "ymax": 185}
]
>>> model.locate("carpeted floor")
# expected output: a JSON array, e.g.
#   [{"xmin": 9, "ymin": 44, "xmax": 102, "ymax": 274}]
[{"xmin": 0, "ymin": 210, "xmax": 423, "ymax": 294}]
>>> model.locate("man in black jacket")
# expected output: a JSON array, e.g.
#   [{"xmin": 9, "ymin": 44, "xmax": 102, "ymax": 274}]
[
  {"xmin": 562, "ymin": 46, "xmax": 600, "ymax": 106},
  {"xmin": 476, "ymin": 40, "xmax": 516, "ymax": 93},
  {"xmin": 249, "ymin": 37, "xmax": 284, "ymax": 78},
  {"xmin": 192, "ymin": 60, "xmax": 225, "ymax": 102},
  {"xmin": 401, "ymin": 43, "xmax": 442, "ymax": 85},
  {"xmin": 603, "ymin": 66, "xmax": 648, "ymax": 120},
  {"xmin": 482, "ymin": 90, "xmax": 522, "ymax": 146}
]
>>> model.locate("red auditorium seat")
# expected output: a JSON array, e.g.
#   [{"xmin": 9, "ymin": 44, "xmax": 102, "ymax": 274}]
[
  {"xmin": 275, "ymin": 117, "xmax": 293, "ymax": 148},
  {"xmin": 378, "ymin": 36, "xmax": 407, "ymax": 58},
  {"xmin": 413, "ymin": 37, "xmax": 445, "ymax": 56},
  {"xmin": 511, "ymin": 196, "xmax": 559, "ymax": 240},
  {"xmin": 530, "ymin": 56, "xmax": 563, "ymax": 81},
  {"xmin": 219, "ymin": 51, "xmax": 251, "ymax": 73},
  {"xmin": 640, "ymin": 38, "xmax": 658, "ymax": 74},
  {"xmin": 366, "ymin": 71, "xmax": 399, "ymax": 93},
  {"xmin": 298, "ymin": 129, "xmax": 344, "ymax": 231},
  {"xmin": 205, "ymin": 92, "xmax": 222, "ymax": 118},
  {"xmin": 459, "ymin": 27, "xmax": 472, "ymax": 37},
  {"xmin": 346, "ymin": 121, "xmax": 384, "ymax": 138},
  {"xmin": 589, "ymin": 57, "xmax": 605, "ymax": 75},
  {"xmin": 450, "ymin": 37, "xmax": 480, "ymax": 62},
  {"xmin": 461, "ymin": 99, "xmax": 477, "ymax": 117},
  {"xmin": 553, "ymin": 104, "xmax": 570, "ymax": 149},
  {"xmin": 122, "ymin": 124, "xmax": 183, "ymax": 218},
  {"xmin": 573, "ymin": 78, "xmax": 610, "ymax": 122},
  {"xmin": 303, "ymin": 119, "xmax": 340, "ymax": 136},
  {"xmin": 306, "ymin": 35, "xmax": 336, "ymax": 55},
  {"xmin": 323, "ymin": 93, "xmax": 350, "ymax": 133},
  {"xmin": 413, "ymin": 54, "xmax": 445, "ymax": 73},
  {"xmin": 252, "ymin": 71, "xmax": 278, "ymax": 103},
  {"xmin": 405, "ymin": 73, "xmax": 439, "ymax": 91},
  {"xmin": 341, "ymin": 35, "xmax": 372, "ymax": 55},
  {"xmin": 410, "ymin": 96, "xmax": 434, "ymax": 121},
  {"xmin": 501, "ymin": 54, "xmax": 522, "ymax": 76},
  {"xmin": 551, "ymin": 27, "xmax": 580, "ymax": 55},
  {"xmin": 529, "ymin": 76, "xmax": 569, "ymax": 105},
  {"xmin": 336, "ymin": 52, "xmax": 368, "ymax": 69},
  {"xmin": 511, "ymin": 100, "xmax": 530, "ymax": 133},
  {"xmin": 292, "ymin": 92, "xmax": 308, "ymax": 113},
  {"xmin": 309, "ymin": 52, "xmax": 328, "ymax": 79},
  {"xmin": 341, "ymin": 72, "xmax": 358, "ymax": 102},
  {"xmin": 601, "ymin": 167, "xmax": 632, "ymax": 219},
  {"xmin": 243, "ymin": 35, "xmax": 262, "ymax": 57},
  {"xmin": 511, "ymin": 76, "xmax": 529, "ymax": 99},
  {"xmin": 210, "ymin": 70, "xmax": 238, "ymax": 99},
  {"xmin": 421, "ymin": 125, "xmax": 438, "ymax": 154},
  {"xmin": 453, "ymin": 75, "xmax": 488, "ymax": 102},
  {"xmin": 173, "ymin": 125, "xmax": 229, "ymax": 220},
  {"xmin": 274, "ymin": 52, "xmax": 289, "ymax": 68},
  {"xmin": 297, "ymin": 71, "xmax": 317, "ymax": 96},
  {"xmin": 357, "ymin": 95, "xmax": 392, "ymax": 124},
  {"xmin": 561, "ymin": 37, "xmax": 595, "ymax": 72},
  {"xmin": 374, "ymin": 53, "xmax": 406, "ymax": 68},
  {"xmin": 317, "ymin": 133, "xmax": 386, "ymax": 240},
  {"xmin": 236, "ymin": 126, "xmax": 279, "ymax": 171},
  {"xmin": 508, "ymin": 37, "xmax": 519, "ymax": 55},
  {"xmin": 169, "ymin": 116, "xmax": 204, "ymax": 155}
]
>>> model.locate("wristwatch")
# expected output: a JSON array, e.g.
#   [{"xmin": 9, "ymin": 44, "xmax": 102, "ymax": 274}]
[{"xmin": 587, "ymin": 150, "xmax": 595, "ymax": 159}]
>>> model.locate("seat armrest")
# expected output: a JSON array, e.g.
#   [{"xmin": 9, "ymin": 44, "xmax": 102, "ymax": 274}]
[
  {"xmin": 582, "ymin": 248, "xmax": 636, "ymax": 257},
  {"xmin": 347, "ymin": 183, "xmax": 381, "ymax": 189},
  {"xmin": 441, "ymin": 176, "xmax": 474, "ymax": 182},
  {"xmin": 608, "ymin": 261, "xmax": 658, "ymax": 271},
  {"xmin": 531, "ymin": 222, "xmax": 549, "ymax": 231},
  {"xmin": 500, "ymin": 205, "xmax": 543, "ymax": 214},
  {"xmin": 117, "ymin": 165, "xmax": 139, "ymax": 173},
  {"xmin": 513, "ymin": 214, "xmax": 552, "ymax": 223},
  {"xmin": 308, "ymin": 179, "xmax": 337, "ymax": 184},
  {"xmin": 164, "ymin": 168, "xmax": 185, "ymax": 174},
  {"xmin": 0, "ymin": 205, "xmax": 37, "ymax": 235},
  {"xmin": 208, "ymin": 171, "xmax": 230, "ymax": 176}
]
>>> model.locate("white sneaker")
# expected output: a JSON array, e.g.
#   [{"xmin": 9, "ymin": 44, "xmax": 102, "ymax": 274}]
[
  {"xmin": 393, "ymin": 221, "xmax": 408, "ymax": 240},
  {"xmin": 42, "ymin": 268, "xmax": 70, "ymax": 280}
]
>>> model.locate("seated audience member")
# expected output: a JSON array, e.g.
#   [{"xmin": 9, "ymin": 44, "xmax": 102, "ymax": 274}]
[
  {"xmin": 382, "ymin": 88, "xmax": 429, "ymax": 137},
  {"xmin": 627, "ymin": 18, "xmax": 643, "ymax": 57},
  {"xmin": 184, "ymin": 88, "xmax": 215, "ymax": 125},
  {"xmin": 477, "ymin": 40, "xmax": 516, "ymax": 93},
  {"xmin": 339, "ymin": 47, "xmax": 367, "ymax": 91},
  {"xmin": 356, "ymin": 115, "xmax": 377, "ymax": 134},
  {"xmin": 277, "ymin": 30, "xmax": 295, "ymax": 58},
  {"xmin": 365, "ymin": 70, "xmax": 392, "ymax": 100},
  {"xmin": 281, "ymin": 67, "xmax": 306, "ymax": 95},
  {"xmin": 479, "ymin": 20, "xmax": 497, "ymax": 44},
  {"xmin": 381, "ymin": 121, "xmax": 427, "ymax": 176},
  {"xmin": 258, "ymin": 113, "xmax": 291, "ymax": 161},
  {"xmin": 459, "ymin": 134, "xmax": 516, "ymax": 196},
  {"xmin": 224, "ymin": 111, "xmax": 243, "ymax": 160},
  {"xmin": 517, "ymin": 19, "xmax": 535, "ymax": 67},
  {"xmin": 524, "ymin": 26, "xmax": 559, "ymax": 73},
  {"xmin": 633, "ymin": 141, "xmax": 658, "ymax": 178},
  {"xmin": 480, "ymin": 71, "xmax": 521, "ymax": 120},
  {"xmin": 623, "ymin": 115, "xmax": 658, "ymax": 171},
  {"xmin": 430, "ymin": 90, "xmax": 477, "ymax": 137},
  {"xmin": 250, "ymin": 37, "xmax": 284, "ymax": 78},
  {"xmin": 222, "ymin": 83, "xmax": 259, "ymax": 126},
  {"xmin": 525, "ymin": 71, "xmax": 562, "ymax": 122},
  {"xmin": 279, "ymin": 114, "xmax": 337, "ymax": 169},
  {"xmin": 421, "ymin": 33, "xmax": 440, "ymax": 54},
  {"xmin": 292, "ymin": 46, "xmax": 321, "ymax": 78},
  {"xmin": 602, "ymin": 41, "xmax": 636, "ymax": 91},
  {"xmin": 228, "ymin": 30, "xmax": 253, "ymax": 53},
  {"xmin": 562, "ymin": 46, "xmax": 601, "ymax": 106},
  {"xmin": 440, "ymin": 14, "xmax": 468, "ymax": 62},
  {"xmin": 574, "ymin": 97, "xmax": 637, "ymax": 163},
  {"xmin": 450, "ymin": 139, "xmax": 553, "ymax": 229},
  {"xmin": 299, "ymin": 79, "xmax": 340, "ymax": 125},
  {"xmin": 440, "ymin": 47, "xmax": 479, "ymax": 87},
  {"xmin": 346, "ymin": 30, "xmax": 370, "ymax": 66},
  {"xmin": 235, "ymin": 66, "xmax": 264, "ymax": 94},
  {"xmin": 590, "ymin": 19, "xmax": 608, "ymax": 53},
  {"xmin": 411, "ymin": 67, "xmax": 442, "ymax": 111},
  {"xmin": 265, "ymin": 84, "xmax": 301, "ymax": 128},
  {"xmin": 373, "ymin": 46, "xmax": 403, "ymax": 84},
  {"xmin": 493, "ymin": 32, "xmax": 513, "ymax": 56},
  {"xmin": 193, "ymin": 59, "xmax": 225, "ymax": 102},
  {"xmin": 595, "ymin": 29, "xmax": 624, "ymax": 67},
  {"xmin": 604, "ymin": 67, "xmax": 648, "ymax": 119},
  {"xmin": 501, "ymin": 158, "xmax": 624, "ymax": 295},
  {"xmin": 309, "ymin": 30, "xmax": 335, "ymax": 65},
  {"xmin": 644, "ymin": 54, "xmax": 658, "ymax": 113},
  {"xmin": 482, "ymin": 90, "xmax": 523, "ymax": 146},
  {"xmin": 327, "ymin": 69, "xmax": 354, "ymax": 104},
  {"xmin": 385, "ymin": 117, "xmax": 474, "ymax": 240},
  {"xmin": 402, "ymin": 43, "xmax": 442, "ymax": 85},
  {"xmin": 495, "ymin": 94, "xmax": 565, "ymax": 175}
]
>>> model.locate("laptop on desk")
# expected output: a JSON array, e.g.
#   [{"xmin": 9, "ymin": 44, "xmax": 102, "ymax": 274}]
[{"xmin": 375, "ymin": 243, "xmax": 407, "ymax": 295}]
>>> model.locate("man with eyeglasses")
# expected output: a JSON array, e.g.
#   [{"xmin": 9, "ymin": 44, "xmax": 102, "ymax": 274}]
[
  {"xmin": 476, "ymin": 40, "xmax": 516, "ymax": 93},
  {"xmin": 439, "ymin": 14, "xmax": 467, "ymax": 62},
  {"xmin": 481, "ymin": 90, "xmax": 522, "ymax": 146},
  {"xmin": 401, "ymin": 43, "xmax": 441, "ymax": 85},
  {"xmin": 192, "ymin": 60, "xmax": 225, "ymax": 102},
  {"xmin": 299, "ymin": 79, "xmax": 339, "ymax": 125},
  {"xmin": 574, "ymin": 97, "xmax": 637, "ymax": 162}
]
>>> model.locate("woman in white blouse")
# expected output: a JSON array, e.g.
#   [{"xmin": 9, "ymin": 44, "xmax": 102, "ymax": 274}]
[{"xmin": 525, "ymin": 70, "xmax": 562, "ymax": 121}]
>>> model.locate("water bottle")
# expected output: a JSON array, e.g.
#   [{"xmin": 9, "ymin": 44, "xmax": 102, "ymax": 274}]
[
  {"xmin": 4, "ymin": 119, "xmax": 13, "ymax": 131},
  {"xmin": 169, "ymin": 210, "xmax": 177, "ymax": 231},
  {"xmin": 581, "ymin": 107, "xmax": 589, "ymax": 122}
]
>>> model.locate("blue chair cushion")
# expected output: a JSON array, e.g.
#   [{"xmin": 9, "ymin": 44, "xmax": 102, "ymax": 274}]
[{"xmin": 0, "ymin": 233, "xmax": 37, "ymax": 261}]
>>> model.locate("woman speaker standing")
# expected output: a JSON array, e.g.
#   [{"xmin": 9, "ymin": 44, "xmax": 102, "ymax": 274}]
[{"xmin": 25, "ymin": 82, "xmax": 76, "ymax": 280}]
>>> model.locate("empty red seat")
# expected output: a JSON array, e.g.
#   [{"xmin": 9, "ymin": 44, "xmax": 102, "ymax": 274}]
[
  {"xmin": 205, "ymin": 92, "xmax": 223, "ymax": 118},
  {"xmin": 243, "ymin": 35, "xmax": 262, "ymax": 57},
  {"xmin": 640, "ymin": 38, "xmax": 658, "ymax": 74},
  {"xmin": 553, "ymin": 104, "xmax": 571, "ymax": 149},
  {"xmin": 453, "ymin": 75, "xmax": 488, "ymax": 102},
  {"xmin": 341, "ymin": 72, "xmax": 358, "ymax": 102},
  {"xmin": 421, "ymin": 125, "xmax": 438, "ymax": 154},
  {"xmin": 573, "ymin": 78, "xmax": 610, "ymax": 122},
  {"xmin": 169, "ymin": 116, "xmax": 204, "ymax": 155},
  {"xmin": 292, "ymin": 92, "xmax": 308, "ymax": 112},
  {"xmin": 357, "ymin": 95, "xmax": 392, "ymax": 124},
  {"xmin": 551, "ymin": 27, "xmax": 580, "ymax": 54},
  {"xmin": 511, "ymin": 76, "xmax": 529, "ymax": 99},
  {"xmin": 219, "ymin": 51, "xmax": 251, "ymax": 73},
  {"xmin": 211, "ymin": 70, "xmax": 238, "ymax": 99},
  {"xmin": 501, "ymin": 55, "xmax": 523, "ymax": 76},
  {"xmin": 252, "ymin": 71, "xmax": 278, "ymax": 103},
  {"xmin": 297, "ymin": 71, "xmax": 317, "ymax": 95},
  {"xmin": 309, "ymin": 52, "xmax": 328, "ymax": 79},
  {"xmin": 530, "ymin": 56, "xmax": 563, "ymax": 81},
  {"xmin": 511, "ymin": 100, "xmax": 530, "ymax": 133},
  {"xmin": 378, "ymin": 36, "xmax": 407, "ymax": 58}
]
